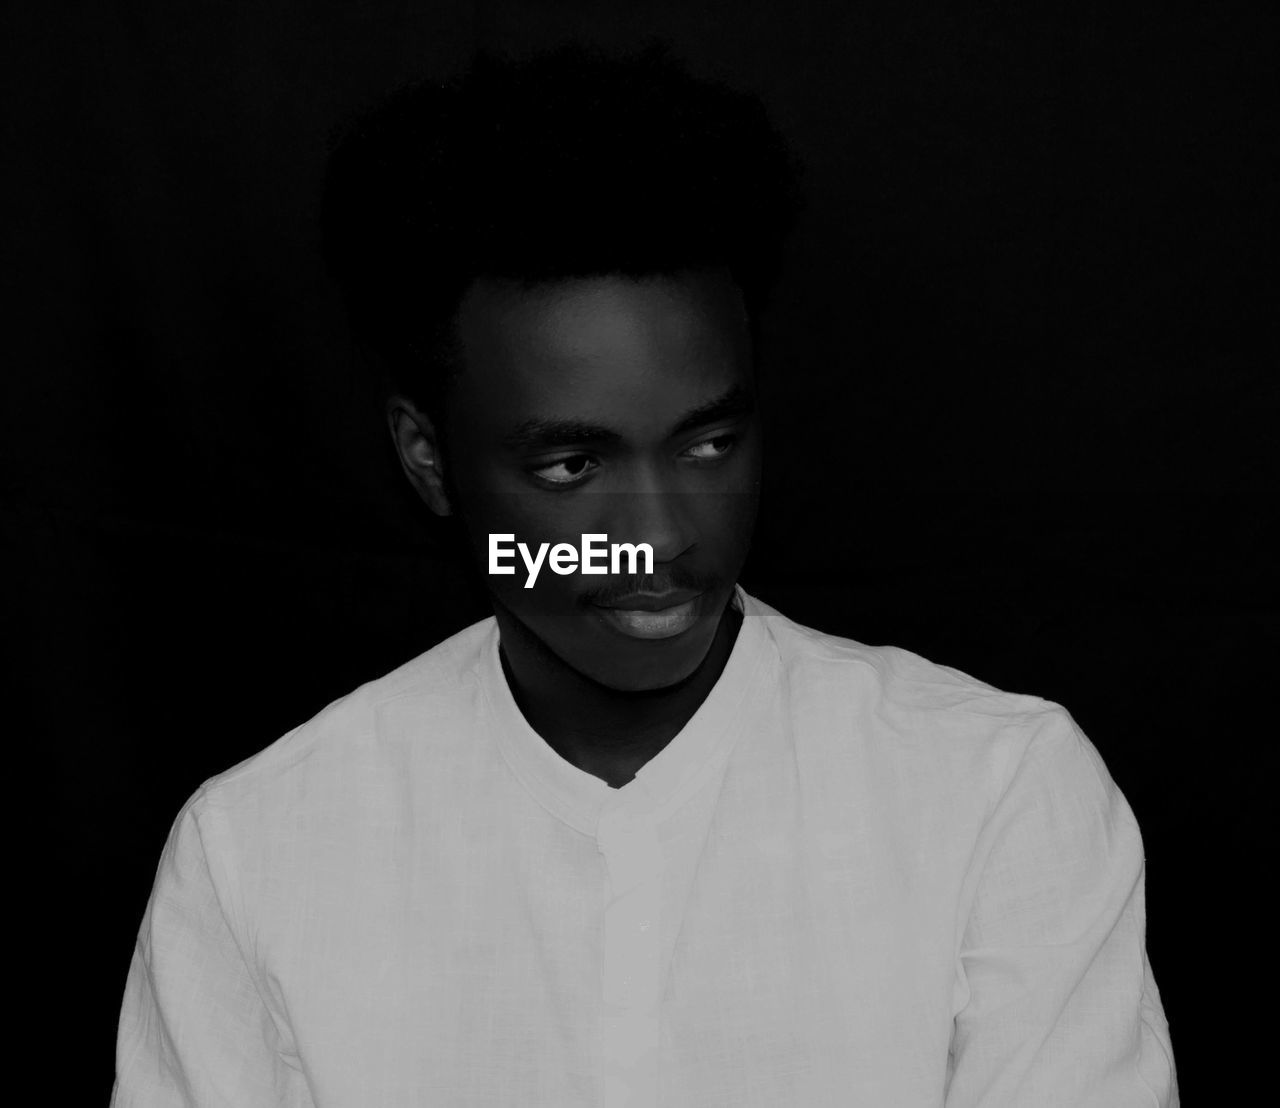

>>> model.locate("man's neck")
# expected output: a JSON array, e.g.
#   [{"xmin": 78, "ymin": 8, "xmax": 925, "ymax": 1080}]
[{"xmin": 494, "ymin": 601, "xmax": 743, "ymax": 788}]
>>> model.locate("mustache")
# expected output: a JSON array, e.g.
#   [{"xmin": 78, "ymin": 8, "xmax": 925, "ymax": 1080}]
[{"xmin": 578, "ymin": 567, "xmax": 723, "ymax": 608}]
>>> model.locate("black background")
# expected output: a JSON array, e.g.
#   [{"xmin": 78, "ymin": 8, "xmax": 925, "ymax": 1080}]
[{"xmin": 5, "ymin": 1, "xmax": 1274, "ymax": 1101}]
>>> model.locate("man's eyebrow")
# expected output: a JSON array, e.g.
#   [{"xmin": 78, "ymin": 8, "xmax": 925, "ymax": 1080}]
[
  {"xmin": 668, "ymin": 385, "xmax": 755, "ymax": 437},
  {"xmin": 501, "ymin": 419, "xmax": 624, "ymax": 452},
  {"xmin": 500, "ymin": 385, "xmax": 755, "ymax": 453}
]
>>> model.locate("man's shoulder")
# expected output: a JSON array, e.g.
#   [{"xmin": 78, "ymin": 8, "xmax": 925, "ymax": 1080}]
[
  {"xmin": 750, "ymin": 592, "xmax": 1076, "ymax": 758},
  {"xmin": 193, "ymin": 614, "xmax": 497, "ymax": 814}
]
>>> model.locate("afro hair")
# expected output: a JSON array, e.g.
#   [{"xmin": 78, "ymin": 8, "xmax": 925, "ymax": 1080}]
[{"xmin": 321, "ymin": 41, "xmax": 802, "ymax": 406}]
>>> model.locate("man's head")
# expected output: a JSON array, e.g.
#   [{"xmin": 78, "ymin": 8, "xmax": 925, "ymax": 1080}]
[{"xmin": 322, "ymin": 43, "xmax": 800, "ymax": 692}]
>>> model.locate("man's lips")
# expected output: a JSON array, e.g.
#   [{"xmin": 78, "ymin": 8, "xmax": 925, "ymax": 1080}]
[
  {"xmin": 591, "ymin": 588, "xmax": 703, "ymax": 613},
  {"xmin": 590, "ymin": 589, "xmax": 705, "ymax": 640}
]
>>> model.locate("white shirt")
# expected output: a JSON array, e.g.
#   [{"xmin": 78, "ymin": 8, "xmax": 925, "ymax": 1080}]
[{"xmin": 112, "ymin": 587, "xmax": 1178, "ymax": 1106}]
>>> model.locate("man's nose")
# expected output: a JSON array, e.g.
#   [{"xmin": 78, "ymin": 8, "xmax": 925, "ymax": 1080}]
[{"xmin": 608, "ymin": 480, "xmax": 699, "ymax": 565}]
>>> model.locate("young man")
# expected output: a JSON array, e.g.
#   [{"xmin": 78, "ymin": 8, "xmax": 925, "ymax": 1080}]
[{"xmin": 112, "ymin": 45, "xmax": 1178, "ymax": 1106}]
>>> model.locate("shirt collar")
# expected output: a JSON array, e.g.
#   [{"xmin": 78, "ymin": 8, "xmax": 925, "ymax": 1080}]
[{"xmin": 480, "ymin": 585, "xmax": 774, "ymax": 836}]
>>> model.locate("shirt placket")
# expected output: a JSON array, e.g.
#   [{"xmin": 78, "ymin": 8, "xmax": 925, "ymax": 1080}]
[{"xmin": 596, "ymin": 794, "xmax": 665, "ymax": 1108}]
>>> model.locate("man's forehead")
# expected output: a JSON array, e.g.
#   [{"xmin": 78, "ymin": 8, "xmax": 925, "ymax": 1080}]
[
  {"xmin": 461, "ymin": 267, "xmax": 742, "ymax": 350},
  {"xmin": 449, "ymin": 270, "xmax": 754, "ymax": 437}
]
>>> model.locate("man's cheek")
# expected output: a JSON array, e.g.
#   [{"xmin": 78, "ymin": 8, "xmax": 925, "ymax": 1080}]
[{"xmin": 705, "ymin": 493, "xmax": 759, "ymax": 553}]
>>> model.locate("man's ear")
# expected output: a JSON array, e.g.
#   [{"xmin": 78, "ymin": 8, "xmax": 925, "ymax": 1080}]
[{"xmin": 387, "ymin": 395, "xmax": 453, "ymax": 517}]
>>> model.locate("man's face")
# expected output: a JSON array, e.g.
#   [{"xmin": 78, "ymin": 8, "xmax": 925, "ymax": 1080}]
[{"xmin": 438, "ymin": 269, "xmax": 761, "ymax": 692}]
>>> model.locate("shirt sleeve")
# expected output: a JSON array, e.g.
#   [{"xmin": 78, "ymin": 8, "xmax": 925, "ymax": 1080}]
[
  {"xmin": 111, "ymin": 789, "xmax": 311, "ymax": 1107},
  {"xmin": 944, "ymin": 710, "xmax": 1179, "ymax": 1107}
]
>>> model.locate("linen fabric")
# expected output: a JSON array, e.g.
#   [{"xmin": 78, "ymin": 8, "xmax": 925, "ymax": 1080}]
[{"xmin": 112, "ymin": 587, "xmax": 1177, "ymax": 1106}]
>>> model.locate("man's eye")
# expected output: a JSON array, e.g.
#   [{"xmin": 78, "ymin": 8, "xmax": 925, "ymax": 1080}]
[
  {"xmin": 683, "ymin": 434, "xmax": 737, "ymax": 461},
  {"xmin": 529, "ymin": 455, "xmax": 598, "ymax": 485}
]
